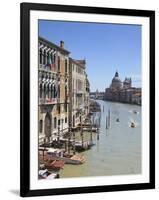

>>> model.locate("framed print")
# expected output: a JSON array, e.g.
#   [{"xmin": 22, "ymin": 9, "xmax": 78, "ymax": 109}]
[{"xmin": 20, "ymin": 2, "xmax": 155, "ymax": 197}]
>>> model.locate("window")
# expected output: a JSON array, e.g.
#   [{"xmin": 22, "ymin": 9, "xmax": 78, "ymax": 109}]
[
  {"xmin": 65, "ymin": 117, "xmax": 67, "ymax": 123},
  {"xmin": 52, "ymin": 84, "xmax": 56, "ymax": 98},
  {"xmin": 39, "ymin": 49, "xmax": 42, "ymax": 64},
  {"xmin": 39, "ymin": 84, "xmax": 42, "ymax": 98},
  {"xmin": 65, "ymin": 59, "xmax": 67, "ymax": 73},
  {"xmin": 52, "ymin": 52, "xmax": 56, "ymax": 64},
  {"xmin": 58, "ymin": 119, "xmax": 60, "ymax": 126},
  {"xmin": 54, "ymin": 117, "xmax": 57, "ymax": 129},
  {"xmin": 58, "ymin": 56, "xmax": 60, "ymax": 71},
  {"xmin": 65, "ymin": 85, "xmax": 67, "ymax": 100},
  {"xmin": 46, "ymin": 84, "xmax": 49, "ymax": 99},
  {"xmin": 73, "ymin": 79, "xmax": 74, "ymax": 89},
  {"xmin": 47, "ymin": 53, "xmax": 49, "ymax": 67},
  {"xmin": 44, "ymin": 84, "xmax": 46, "ymax": 99},
  {"xmin": 39, "ymin": 120, "xmax": 43, "ymax": 133},
  {"xmin": 43, "ymin": 50, "xmax": 46, "ymax": 65},
  {"xmin": 58, "ymin": 85, "xmax": 60, "ymax": 98},
  {"xmin": 64, "ymin": 103, "xmax": 67, "ymax": 112},
  {"xmin": 57, "ymin": 104, "xmax": 61, "ymax": 114}
]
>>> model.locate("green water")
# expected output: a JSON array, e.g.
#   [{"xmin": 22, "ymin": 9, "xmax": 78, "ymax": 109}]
[{"xmin": 60, "ymin": 100, "xmax": 141, "ymax": 178}]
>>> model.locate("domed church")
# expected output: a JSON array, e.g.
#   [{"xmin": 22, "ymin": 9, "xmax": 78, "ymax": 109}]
[
  {"xmin": 104, "ymin": 71, "xmax": 138, "ymax": 103},
  {"xmin": 110, "ymin": 71, "xmax": 123, "ymax": 90}
]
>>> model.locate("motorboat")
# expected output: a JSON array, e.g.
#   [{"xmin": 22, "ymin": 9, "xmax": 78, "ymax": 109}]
[
  {"xmin": 130, "ymin": 122, "xmax": 136, "ymax": 128},
  {"xmin": 133, "ymin": 110, "xmax": 139, "ymax": 114}
]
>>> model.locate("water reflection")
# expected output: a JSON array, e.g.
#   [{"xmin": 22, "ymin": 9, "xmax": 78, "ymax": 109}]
[{"xmin": 61, "ymin": 100, "xmax": 141, "ymax": 178}]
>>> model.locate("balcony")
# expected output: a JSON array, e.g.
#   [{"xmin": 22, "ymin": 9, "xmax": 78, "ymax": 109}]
[
  {"xmin": 39, "ymin": 64, "xmax": 57, "ymax": 73},
  {"xmin": 39, "ymin": 98, "xmax": 57, "ymax": 105},
  {"xmin": 76, "ymin": 91, "xmax": 83, "ymax": 96}
]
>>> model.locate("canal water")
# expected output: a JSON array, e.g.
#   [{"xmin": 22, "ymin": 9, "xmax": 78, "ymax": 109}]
[{"xmin": 60, "ymin": 100, "xmax": 141, "ymax": 178}]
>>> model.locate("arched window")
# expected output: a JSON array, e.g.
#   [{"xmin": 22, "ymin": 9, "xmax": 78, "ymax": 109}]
[
  {"xmin": 65, "ymin": 85, "xmax": 67, "ymax": 100},
  {"xmin": 64, "ymin": 103, "xmax": 67, "ymax": 112},
  {"xmin": 65, "ymin": 117, "xmax": 67, "ymax": 123},
  {"xmin": 51, "ymin": 84, "xmax": 54, "ymax": 99},
  {"xmin": 53, "ymin": 84, "xmax": 56, "ymax": 98},
  {"xmin": 39, "ymin": 120, "xmax": 43, "ymax": 133},
  {"xmin": 39, "ymin": 49, "xmax": 42, "ymax": 64},
  {"xmin": 47, "ymin": 83, "xmax": 50, "ymax": 99},
  {"xmin": 57, "ymin": 104, "xmax": 61, "ymax": 114},
  {"xmin": 44, "ymin": 113, "xmax": 51, "ymax": 138},
  {"xmin": 54, "ymin": 117, "xmax": 57, "ymax": 129},
  {"xmin": 43, "ymin": 50, "xmax": 46, "ymax": 65},
  {"xmin": 43, "ymin": 84, "xmax": 46, "ymax": 99},
  {"xmin": 39, "ymin": 83, "xmax": 42, "ymax": 98},
  {"xmin": 58, "ymin": 85, "xmax": 60, "ymax": 98},
  {"xmin": 48, "ymin": 83, "xmax": 52, "ymax": 99},
  {"xmin": 58, "ymin": 56, "xmax": 60, "ymax": 71}
]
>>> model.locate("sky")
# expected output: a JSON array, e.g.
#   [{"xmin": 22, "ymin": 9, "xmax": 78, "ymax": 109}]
[{"xmin": 39, "ymin": 20, "xmax": 141, "ymax": 92}]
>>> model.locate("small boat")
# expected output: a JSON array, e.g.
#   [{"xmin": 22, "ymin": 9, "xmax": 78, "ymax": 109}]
[
  {"xmin": 116, "ymin": 118, "xmax": 120, "ymax": 122},
  {"xmin": 44, "ymin": 159, "xmax": 65, "ymax": 170},
  {"xmin": 82, "ymin": 127, "xmax": 98, "ymax": 132},
  {"xmin": 75, "ymin": 141, "xmax": 95, "ymax": 152},
  {"xmin": 130, "ymin": 122, "xmax": 136, "ymax": 128},
  {"xmin": 133, "ymin": 110, "xmax": 138, "ymax": 114},
  {"xmin": 39, "ymin": 169, "xmax": 59, "ymax": 179}
]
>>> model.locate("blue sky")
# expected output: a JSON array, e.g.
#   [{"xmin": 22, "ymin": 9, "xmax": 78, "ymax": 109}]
[{"xmin": 39, "ymin": 20, "xmax": 141, "ymax": 92}]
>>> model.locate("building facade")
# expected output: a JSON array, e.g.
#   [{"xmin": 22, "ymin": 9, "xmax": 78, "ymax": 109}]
[
  {"xmin": 38, "ymin": 37, "xmax": 70, "ymax": 145},
  {"xmin": 104, "ymin": 71, "xmax": 141, "ymax": 105},
  {"xmin": 69, "ymin": 58, "xmax": 90, "ymax": 128},
  {"xmin": 38, "ymin": 37, "xmax": 90, "ymax": 145}
]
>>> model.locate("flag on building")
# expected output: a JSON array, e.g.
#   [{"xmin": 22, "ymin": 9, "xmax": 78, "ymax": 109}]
[
  {"xmin": 46, "ymin": 54, "xmax": 56, "ymax": 70},
  {"xmin": 51, "ymin": 55, "xmax": 56, "ymax": 70}
]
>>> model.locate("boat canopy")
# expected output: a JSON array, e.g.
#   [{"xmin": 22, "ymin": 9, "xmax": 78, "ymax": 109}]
[
  {"xmin": 47, "ymin": 148, "xmax": 64, "ymax": 153},
  {"xmin": 39, "ymin": 169, "xmax": 48, "ymax": 175}
]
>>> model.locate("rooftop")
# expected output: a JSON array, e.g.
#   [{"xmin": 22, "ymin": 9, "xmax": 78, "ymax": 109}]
[{"xmin": 39, "ymin": 36, "xmax": 70, "ymax": 55}]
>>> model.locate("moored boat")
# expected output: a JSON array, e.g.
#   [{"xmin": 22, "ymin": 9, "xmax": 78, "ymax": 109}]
[
  {"xmin": 82, "ymin": 127, "xmax": 98, "ymax": 132},
  {"xmin": 75, "ymin": 141, "xmax": 95, "ymax": 152},
  {"xmin": 46, "ymin": 148, "xmax": 85, "ymax": 165},
  {"xmin": 44, "ymin": 159, "xmax": 65, "ymax": 170},
  {"xmin": 39, "ymin": 169, "xmax": 59, "ymax": 179}
]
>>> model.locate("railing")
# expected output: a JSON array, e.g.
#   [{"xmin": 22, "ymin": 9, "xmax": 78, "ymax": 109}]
[
  {"xmin": 39, "ymin": 98, "xmax": 57, "ymax": 105},
  {"xmin": 39, "ymin": 64, "xmax": 57, "ymax": 73}
]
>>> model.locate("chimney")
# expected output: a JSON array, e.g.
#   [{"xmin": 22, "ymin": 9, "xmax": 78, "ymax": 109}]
[{"xmin": 60, "ymin": 40, "xmax": 64, "ymax": 48}]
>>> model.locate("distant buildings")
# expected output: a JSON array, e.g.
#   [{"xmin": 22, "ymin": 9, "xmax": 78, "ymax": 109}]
[
  {"xmin": 38, "ymin": 37, "xmax": 90, "ymax": 145},
  {"xmin": 90, "ymin": 90, "xmax": 104, "ymax": 100},
  {"xmin": 104, "ymin": 71, "xmax": 141, "ymax": 105}
]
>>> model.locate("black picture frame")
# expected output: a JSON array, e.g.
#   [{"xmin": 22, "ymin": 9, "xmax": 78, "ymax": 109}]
[{"xmin": 20, "ymin": 2, "xmax": 155, "ymax": 197}]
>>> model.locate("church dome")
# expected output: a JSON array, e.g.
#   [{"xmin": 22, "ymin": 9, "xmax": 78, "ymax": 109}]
[{"xmin": 111, "ymin": 71, "xmax": 122, "ymax": 89}]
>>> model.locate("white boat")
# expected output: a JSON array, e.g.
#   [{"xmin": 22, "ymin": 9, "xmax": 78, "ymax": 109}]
[
  {"xmin": 39, "ymin": 169, "xmax": 59, "ymax": 179},
  {"xmin": 83, "ymin": 127, "xmax": 97, "ymax": 132}
]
